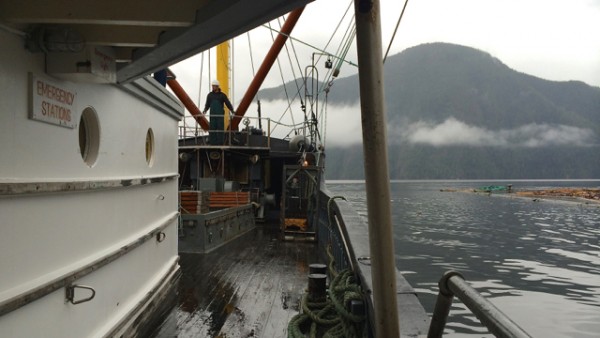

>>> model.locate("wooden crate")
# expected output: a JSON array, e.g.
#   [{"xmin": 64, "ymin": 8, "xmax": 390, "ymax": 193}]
[
  {"xmin": 209, "ymin": 191, "xmax": 250, "ymax": 209},
  {"xmin": 180, "ymin": 191, "xmax": 210, "ymax": 214}
]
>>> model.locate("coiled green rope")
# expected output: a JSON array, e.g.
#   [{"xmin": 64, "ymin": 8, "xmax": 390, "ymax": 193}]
[{"xmin": 287, "ymin": 269, "xmax": 365, "ymax": 338}]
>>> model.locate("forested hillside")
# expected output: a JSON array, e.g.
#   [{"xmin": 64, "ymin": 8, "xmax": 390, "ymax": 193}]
[{"xmin": 260, "ymin": 43, "xmax": 600, "ymax": 179}]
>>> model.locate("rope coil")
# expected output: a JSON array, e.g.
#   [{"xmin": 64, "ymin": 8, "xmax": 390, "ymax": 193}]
[{"xmin": 288, "ymin": 269, "xmax": 365, "ymax": 338}]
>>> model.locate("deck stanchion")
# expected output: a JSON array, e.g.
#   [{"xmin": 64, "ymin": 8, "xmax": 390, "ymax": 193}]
[
  {"xmin": 353, "ymin": 0, "xmax": 401, "ymax": 336},
  {"xmin": 429, "ymin": 271, "xmax": 532, "ymax": 338}
]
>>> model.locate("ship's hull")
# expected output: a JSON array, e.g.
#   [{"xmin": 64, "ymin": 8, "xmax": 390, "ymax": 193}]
[{"xmin": 0, "ymin": 29, "xmax": 183, "ymax": 337}]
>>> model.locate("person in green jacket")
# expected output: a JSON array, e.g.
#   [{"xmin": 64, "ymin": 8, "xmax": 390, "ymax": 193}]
[{"xmin": 203, "ymin": 80, "xmax": 234, "ymax": 144}]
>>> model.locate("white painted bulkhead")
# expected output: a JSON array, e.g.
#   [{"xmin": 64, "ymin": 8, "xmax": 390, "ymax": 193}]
[{"xmin": 0, "ymin": 28, "xmax": 183, "ymax": 337}]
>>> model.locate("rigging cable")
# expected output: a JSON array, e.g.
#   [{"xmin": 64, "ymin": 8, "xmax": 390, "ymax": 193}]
[
  {"xmin": 0, "ymin": 23, "xmax": 26, "ymax": 36},
  {"xmin": 333, "ymin": 25, "xmax": 356, "ymax": 77},
  {"xmin": 231, "ymin": 39, "xmax": 235, "ymax": 103},
  {"xmin": 383, "ymin": 0, "xmax": 409, "ymax": 63},
  {"xmin": 246, "ymin": 32, "xmax": 257, "ymax": 77},
  {"xmin": 276, "ymin": 15, "xmax": 305, "ymax": 136},
  {"xmin": 277, "ymin": 15, "xmax": 306, "ymax": 115},
  {"xmin": 180, "ymin": 51, "xmax": 206, "ymax": 139},
  {"xmin": 272, "ymin": 91, "xmax": 304, "ymax": 135},
  {"xmin": 266, "ymin": 1, "xmax": 357, "ymax": 139},
  {"xmin": 313, "ymin": 0, "xmax": 354, "ymax": 69},
  {"xmin": 295, "ymin": 0, "xmax": 354, "ymax": 140},
  {"xmin": 245, "ymin": 30, "xmax": 263, "ymax": 127},
  {"xmin": 197, "ymin": 52, "xmax": 205, "ymax": 108},
  {"xmin": 207, "ymin": 50, "xmax": 212, "ymax": 91},
  {"xmin": 315, "ymin": 6, "xmax": 356, "ymax": 146},
  {"xmin": 267, "ymin": 21, "xmax": 297, "ymax": 132},
  {"xmin": 321, "ymin": 88, "xmax": 329, "ymax": 147},
  {"xmin": 260, "ymin": 24, "xmax": 357, "ymax": 69}
]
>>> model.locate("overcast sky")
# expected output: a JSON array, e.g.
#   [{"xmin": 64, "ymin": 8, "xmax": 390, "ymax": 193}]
[
  {"xmin": 173, "ymin": 0, "xmax": 600, "ymax": 94},
  {"xmin": 172, "ymin": 0, "xmax": 600, "ymax": 146}
]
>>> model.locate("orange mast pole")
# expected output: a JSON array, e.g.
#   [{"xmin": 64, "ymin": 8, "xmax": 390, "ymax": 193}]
[
  {"xmin": 230, "ymin": 6, "xmax": 305, "ymax": 131},
  {"xmin": 167, "ymin": 77, "xmax": 210, "ymax": 131}
]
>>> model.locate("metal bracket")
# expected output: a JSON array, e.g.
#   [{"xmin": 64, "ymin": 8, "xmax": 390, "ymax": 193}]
[
  {"xmin": 357, "ymin": 256, "xmax": 371, "ymax": 266},
  {"xmin": 65, "ymin": 285, "xmax": 96, "ymax": 305}
]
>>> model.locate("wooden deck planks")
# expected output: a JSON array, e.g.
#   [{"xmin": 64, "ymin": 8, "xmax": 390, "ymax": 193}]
[{"xmin": 153, "ymin": 226, "xmax": 319, "ymax": 338}]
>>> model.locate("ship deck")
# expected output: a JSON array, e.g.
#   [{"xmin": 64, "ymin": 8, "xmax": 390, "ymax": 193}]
[{"xmin": 152, "ymin": 225, "xmax": 318, "ymax": 337}]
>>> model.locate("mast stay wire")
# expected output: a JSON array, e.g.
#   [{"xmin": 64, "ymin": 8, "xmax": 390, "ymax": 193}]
[
  {"xmin": 254, "ymin": 0, "xmax": 357, "ymax": 86},
  {"xmin": 271, "ymin": 83, "xmax": 305, "ymax": 135},
  {"xmin": 312, "ymin": 8, "xmax": 356, "ymax": 145},
  {"xmin": 308, "ymin": 1, "xmax": 355, "ymax": 145},
  {"xmin": 276, "ymin": 15, "xmax": 306, "ymax": 115},
  {"xmin": 231, "ymin": 39, "xmax": 235, "ymax": 103},
  {"xmin": 183, "ymin": 50, "xmax": 208, "ymax": 137},
  {"xmin": 333, "ymin": 25, "xmax": 356, "ymax": 77},
  {"xmin": 246, "ymin": 32, "xmax": 257, "ymax": 78},
  {"xmin": 383, "ymin": 0, "xmax": 409, "ymax": 63},
  {"xmin": 272, "ymin": 11, "xmax": 348, "ymax": 140},
  {"xmin": 268, "ymin": 8, "xmax": 340, "ymax": 138},
  {"xmin": 263, "ymin": 1, "xmax": 357, "ymax": 139},
  {"xmin": 197, "ymin": 52, "xmax": 205, "ymax": 108},
  {"xmin": 311, "ymin": 0, "xmax": 354, "ymax": 98},
  {"xmin": 267, "ymin": 21, "xmax": 297, "ymax": 131},
  {"xmin": 312, "ymin": 0, "xmax": 354, "ymax": 69},
  {"xmin": 276, "ymin": 15, "xmax": 306, "ymax": 137},
  {"xmin": 187, "ymin": 51, "xmax": 206, "ymax": 137},
  {"xmin": 260, "ymin": 25, "xmax": 357, "ymax": 69}
]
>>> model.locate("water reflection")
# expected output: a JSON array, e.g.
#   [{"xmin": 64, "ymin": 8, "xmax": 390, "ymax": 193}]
[{"xmin": 328, "ymin": 180, "xmax": 600, "ymax": 337}]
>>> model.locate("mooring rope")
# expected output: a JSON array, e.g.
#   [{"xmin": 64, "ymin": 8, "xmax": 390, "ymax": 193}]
[{"xmin": 287, "ymin": 269, "xmax": 365, "ymax": 338}]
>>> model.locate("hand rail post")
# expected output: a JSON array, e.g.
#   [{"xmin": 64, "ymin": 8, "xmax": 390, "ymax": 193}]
[
  {"xmin": 428, "ymin": 271, "xmax": 532, "ymax": 338},
  {"xmin": 428, "ymin": 271, "xmax": 462, "ymax": 338}
]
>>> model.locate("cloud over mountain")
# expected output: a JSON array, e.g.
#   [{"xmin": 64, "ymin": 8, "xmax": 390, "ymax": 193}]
[
  {"xmin": 396, "ymin": 118, "xmax": 597, "ymax": 147},
  {"xmin": 260, "ymin": 43, "xmax": 600, "ymax": 178}
]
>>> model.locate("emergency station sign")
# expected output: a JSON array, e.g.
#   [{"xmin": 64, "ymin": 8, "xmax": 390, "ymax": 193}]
[{"xmin": 29, "ymin": 73, "xmax": 77, "ymax": 129}]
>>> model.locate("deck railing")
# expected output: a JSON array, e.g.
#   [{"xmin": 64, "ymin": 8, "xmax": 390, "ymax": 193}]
[
  {"xmin": 316, "ymin": 192, "xmax": 351, "ymax": 273},
  {"xmin": 316, "ymin": 186, "xmax": 430, "ymax": 337},
  {"xmin": 318, "ymin": 185, "xmax": 531, "ymax": 337},
  {"xmin": 428, "ymin": 271, "xmax": 531, "ymax": 338},
  {"xmin": 178, "ymin": 115, "xmax": 271, "ymax": 146}
]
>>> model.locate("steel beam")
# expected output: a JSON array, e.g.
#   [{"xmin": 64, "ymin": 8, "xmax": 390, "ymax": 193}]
[{"xmin": 117, "ymin": 0, "xmax": 313, "ymax": 83}]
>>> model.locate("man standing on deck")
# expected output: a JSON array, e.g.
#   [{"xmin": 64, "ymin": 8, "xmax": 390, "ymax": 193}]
[{"xmin": 203, "ymin": 80, "xmax": 235, "ymax": 145}]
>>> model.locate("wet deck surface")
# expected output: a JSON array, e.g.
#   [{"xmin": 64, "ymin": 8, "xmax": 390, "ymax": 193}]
[{"xmin": 152, "ymin": 226, "xmax": 319, "ymax": 337}]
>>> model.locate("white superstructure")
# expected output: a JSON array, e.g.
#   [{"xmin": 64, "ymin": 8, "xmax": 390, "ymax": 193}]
[
  {"xmin": 0, "ymin": 28, "xmax": 182, "ymax": 337},
  {"xmin": 0, "ymin": 0, "xmax": 315, "ymax": 336}
]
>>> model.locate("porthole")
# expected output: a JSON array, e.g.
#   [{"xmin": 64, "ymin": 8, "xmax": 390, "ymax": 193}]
[
  {"xmin": 145, "ymin": 128, "xmax": 155, "ymax": 166},
  {"xmin": 79, "ymin": 107, "xmax": 100, "ymax": 167}
]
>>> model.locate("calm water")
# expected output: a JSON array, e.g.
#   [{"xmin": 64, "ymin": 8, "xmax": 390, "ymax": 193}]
[{"xmin": 327, "ymin": 180, "xmax": 600, "ymax": 338}]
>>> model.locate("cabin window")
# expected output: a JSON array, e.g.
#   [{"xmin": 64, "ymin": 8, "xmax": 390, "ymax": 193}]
[
  {"xmin": 79, "ymin": 107, "xmax": 100, "ymax": 167},
  {"xmin": 145, "ymin": 128, "xmax": 155, "ymax": 166}
]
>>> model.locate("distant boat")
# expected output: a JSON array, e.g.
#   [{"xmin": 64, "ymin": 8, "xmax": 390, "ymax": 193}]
[{"xmin": 477, "ymin": 185, "xmax": 513, "ymax": 193}]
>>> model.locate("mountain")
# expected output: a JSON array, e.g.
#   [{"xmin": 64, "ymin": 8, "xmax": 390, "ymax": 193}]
[{"xmin": 259, "ymin": 43, "xmax": 600, "ymax": 179}]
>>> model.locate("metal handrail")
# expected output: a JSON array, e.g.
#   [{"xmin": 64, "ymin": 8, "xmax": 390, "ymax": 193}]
[
  {"xmin": 428, "ymin": 271, "xmax": 531, "ymax": 338},
  {"xmin": 178, "ymin": 115, "xmax": 271, "ymax": 142}
]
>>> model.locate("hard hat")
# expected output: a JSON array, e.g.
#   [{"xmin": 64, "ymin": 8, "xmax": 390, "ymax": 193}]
[{"xmin": 211, "ymin": 80, "xmax": 220, "ymax": 86}]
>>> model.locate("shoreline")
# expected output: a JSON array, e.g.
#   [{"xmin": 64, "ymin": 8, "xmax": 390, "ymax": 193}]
[
  {"xmin": 514, "ymin": 188, "xmax": 600, "ymax": 204},
  {"xmin": 443, "ymin": 187, "xmax": 600, "ymax": 205}
]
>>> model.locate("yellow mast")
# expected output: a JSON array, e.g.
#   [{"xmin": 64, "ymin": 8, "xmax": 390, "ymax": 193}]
[{"xmin": 216, "ymin": 41, "xmax": 231, "ymax": 129}]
